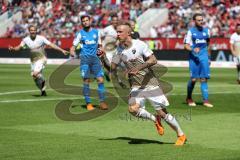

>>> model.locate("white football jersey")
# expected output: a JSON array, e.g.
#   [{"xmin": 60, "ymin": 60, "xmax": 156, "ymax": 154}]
[
  {"xmin": 230, "ymin": 32, "xmax": 240, "ymax": 44},
  {"xmin": 112, "ymin": 39, "xmax": 153, "ymax": 64},
  {"xmin": 102, "ymin": 25, "xmax": 117, "ymax": 38},
  {"xmin": 20, "ymin": 35, "xmax": 51, "ymax": 49},
  {"xmin": 20, "ymin": 35, "xmax": 51, "ymax": 62},
  {"xmin": 113, "ymin": 39, "xmax": 158, "ymax": 87},
  {"xmin": 230, "ymin": 32, "xmax": 240, "ymax": 56}
]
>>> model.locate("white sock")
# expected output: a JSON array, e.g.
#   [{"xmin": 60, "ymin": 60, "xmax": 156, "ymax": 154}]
[
  {"xmin": 136, "ymin": 108, "xmax": 156, "ymax": 122},
  {"xmin": 164, "ymin": 113, "xmax": 184, "ymax": 136}
]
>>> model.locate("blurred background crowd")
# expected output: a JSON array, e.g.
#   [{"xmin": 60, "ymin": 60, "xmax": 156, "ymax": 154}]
[{"xmin": 1, "ymin": 0, "xmax": 240, "ymax": 38}]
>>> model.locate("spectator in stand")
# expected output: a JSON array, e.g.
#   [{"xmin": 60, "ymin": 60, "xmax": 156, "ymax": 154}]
[
  {"xmin": 130, "ymin": 19, "xmax": 140, "ymax": 39},
  {"xmin": 2, "ymin": 0, "xmax": 240, "ymax": 38}
]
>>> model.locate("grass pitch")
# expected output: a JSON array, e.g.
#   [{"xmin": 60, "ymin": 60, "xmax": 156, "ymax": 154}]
[{"xmin": 0, "ymin": 64, "xmax": 240, "ymax": 160}]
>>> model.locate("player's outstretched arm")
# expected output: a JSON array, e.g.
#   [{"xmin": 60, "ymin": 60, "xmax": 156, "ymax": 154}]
[
  {"xmin": 8, "ymin": 44, "xmax": 22, "ymax": 52},
  {"xmin": 48, "ymin": 43, "xmax": 69, "ymax": 55}
]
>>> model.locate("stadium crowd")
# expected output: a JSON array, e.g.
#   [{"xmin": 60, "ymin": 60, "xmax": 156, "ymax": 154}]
[{"xmin": 1, "ymin": 0, "xmax": 240, "ymax": 38}]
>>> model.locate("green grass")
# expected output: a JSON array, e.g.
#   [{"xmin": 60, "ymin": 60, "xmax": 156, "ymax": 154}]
[{"xmin": 0, "ymin": 64, "xmax": 240, "ymax": 160}]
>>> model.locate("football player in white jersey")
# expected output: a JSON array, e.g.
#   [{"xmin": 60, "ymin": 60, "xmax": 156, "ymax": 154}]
[
  {"xmin": 230, "ymin": 24, "xmax": 240, "ymax": 84},
  {"xmin": 102, "ymin": 15, "xmax": 118, "ymax": 42},
  {"xmin": 111, "ymin": 21, "xmax": 187, "ymax": 146},
  {"xmin": 9, "ymin": 25, "xmax": 69, "ymax": 96},
  {"xmin": 101, "ymin": 15, "xmax": 118, "ymax": 81},
  {"xmin": 101, "ymin": 15, "xmax": 118, "ymax": 66}
]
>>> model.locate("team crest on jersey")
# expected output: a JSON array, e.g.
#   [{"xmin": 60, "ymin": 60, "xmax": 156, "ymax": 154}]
[
  {"xmin": 203, "ymin": 32, "xmax": 206, "ymax": 36},
  {"xmin": 93, "ymin": 34, "xmax": 97, "ymax": 39},
  {"xmin": 132, "ymin": 49, "xmax": 136, "ymax": 54}
]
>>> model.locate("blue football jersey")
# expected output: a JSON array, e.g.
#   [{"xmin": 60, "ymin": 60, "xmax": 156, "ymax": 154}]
[
  {"xmin": 73, "ymin": 28, "xmax": 101, "ymax": 58},
  {"xmin": 184, "ymin": 27, "xmax": 210, "ymax": 60}
]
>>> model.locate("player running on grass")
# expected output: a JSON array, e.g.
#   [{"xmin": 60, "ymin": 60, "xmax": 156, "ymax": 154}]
[
  {"xmin": 70, "ymin": 15, "xmax": 108, "ymax": 111},
  {"xmin": 184, "ymin": 13, "xmax": 213, "ymax": 108},
  {"xmin": 9, "ymin": 25, "xmax": 68, "ymax": 96},
  {"xmin": 111, "ymin": 21, "xmax": 187, "ymax": 146},
  {"xmin": 230, "ymin": 24, "xmax": 240, "ymax": 84}
]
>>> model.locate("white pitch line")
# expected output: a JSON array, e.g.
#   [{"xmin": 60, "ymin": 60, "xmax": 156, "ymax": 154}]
[
  {"xmin": 0, "ymin": 83, "xmax": 239, "ymax": 96},
  {"xmin": 0, "ymin": 97, "xmax": 81, "ymax": 103},
  {"xmin": 0, "ymin": 89, "xmax": 39, "ymax": 95},
  {"xmin": 0, "ymin": 91, "xmax": 239, "ymax": 103},
  {"xmin": 168, "ymin": 91, "xmax": 240, "ymax": 96},
  {"xmin": 0, "ymin": 88, "xmax": 70, "ymax": 96}
]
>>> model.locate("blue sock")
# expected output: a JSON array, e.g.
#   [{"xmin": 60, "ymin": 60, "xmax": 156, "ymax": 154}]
[
  {"xmin": 201, "ymin": 81, "xmax": 209, "ymax": 101},
  {"xmin": 83, "ymin": 84, "xmax": 91, "ymax": 104},
  {"xmin": 187, "ymin": 80, "xmax": 195, "ymax": 99},
  {"xmin": 98, "ymin": 83, "xmax": 105, "ymax": 102}
]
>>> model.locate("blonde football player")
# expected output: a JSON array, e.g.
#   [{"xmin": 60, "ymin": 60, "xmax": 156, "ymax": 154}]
[
  {"xmin": 111, "ymin": 21, "xmax": 187, "ymax": 146},
  {"xmin": 9, "ymin": 25, "xmax": 68, "ymax": 96},
  {"xmin": 230, "ymin": 24, "xmax": 240, "ymax": 84}
]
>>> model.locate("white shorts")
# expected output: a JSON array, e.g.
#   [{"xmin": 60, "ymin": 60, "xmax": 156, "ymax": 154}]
[
  {"xmin": 31, "ymin": 59, "xmax": 46, "ymax": 75},
  {"xmin": 129, "ymin": 86, "xmax": 169, "ymax": 110},
  {"xmin": 233, "ymin": 56, "xmax": 240, "ymax": 65}
]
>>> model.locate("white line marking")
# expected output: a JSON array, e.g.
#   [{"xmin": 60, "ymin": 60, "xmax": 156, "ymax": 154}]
[
  {"xmin": 168, "ymin": 91, "xmax": 240, "ymax": 96},
  {"xmin": 0, "ymin": 97, "xmax": 81, "ymax": 103},
  {"xmin": 0, "ymin": 89, "xmax": 39, "ymax": 95},
  {"xmin": 0, "ymin": 83, "xmax": 239, "ymax": 96},
  {"xmin": 0, "ymin": 91, "xmax": 239, "ymax": 103}
]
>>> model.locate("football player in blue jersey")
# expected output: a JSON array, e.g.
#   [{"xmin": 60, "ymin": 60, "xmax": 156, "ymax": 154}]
[
  {"xmin": 184, "ymin": 13, "xmax": 213, "ymax": 108},
  {"xmin": 70, "ymin": 15, "xmax": 108, "ymax": 110}
]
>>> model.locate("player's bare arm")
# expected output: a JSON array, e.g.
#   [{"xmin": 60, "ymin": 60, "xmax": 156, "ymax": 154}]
[
  {"xmin": 110, "ymin": 59, "xmax": 127, "ymax": 88},
  {"xmin": 184, "ymin": 43, "xmax": 192, "ymax": 51},
  {"xmin": 70, "ymin": 46, "xmax": 76, "ymax": 57},
  {"xmin": 129, "ymin": 54, "xmax": 157, "ymax": 75},
  {"xmin": 230, "ymin": 43, "xmax": 237, "ymax": 56},
  {"xmin": 8, "ymin": 44, "xmax": 22, "ymax": 52},
  {"xmin": 48, "ymin": 43, "xmax": 69, "ymax": 55}
]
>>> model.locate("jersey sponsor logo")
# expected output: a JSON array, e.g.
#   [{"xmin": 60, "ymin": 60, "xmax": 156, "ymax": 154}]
[
  {"xmin": 132, "ymin": 49, "xmax": 136, "ymax": 54},
  {"xmin": 195, "ymin": 39, "xmax": 207, "ymax": 44},
  {"xmin": 85, "ymin": 40, "xmax": 97, "ymax": 44}
]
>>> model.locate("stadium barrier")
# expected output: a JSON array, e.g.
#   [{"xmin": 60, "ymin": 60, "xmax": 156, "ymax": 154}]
[
  {"xmin": 0, "ymin": 37, "xmax": 230, "ymax": 50},
  {"xmin": 0, "ymin": 49, "xmax": 235, "ymax": 68},
  {"xmin": 0, "ymin": 38, "xmax": 234, "ymax": 68}
]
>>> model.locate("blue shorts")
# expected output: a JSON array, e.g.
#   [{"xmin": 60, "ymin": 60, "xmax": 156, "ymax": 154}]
[
  {"xmin": 80, "ymin": 63, "xmax": 104, "ymax": 79},
  {"xmin": 80, "ymin": 55, "xmax": 104, "ymax": 79},
  {"xmin": 189, "ymin": 59, "xmax": 210, "ymax": 79}
]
